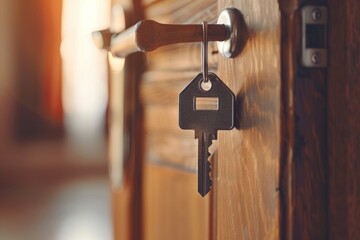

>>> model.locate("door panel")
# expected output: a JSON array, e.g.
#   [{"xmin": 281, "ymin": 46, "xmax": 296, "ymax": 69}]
[
  {"xmin": 143, "ymin": 164, "xmax": 210, "ymax": 240},
  {"xmin": 108, "ymin": 0, "xmax": 360, "ymax": 239},
  {"xmin": 279, "ymin": 1, "xmax": 328, "ymax": 239},
  {"xmin": 328, "ymin": 0, "xmax": 360, "ymax": 238},
  {"xmin": 141, "ymin": 1, "xmax": 216, "ymax": 239},
  {"xmin": 107, "ymin": 0, "xmax": 360, "ymax": 239},
  {"xmin": 216, "ymin": 1, "xmax": 281, "ymax": 239}
]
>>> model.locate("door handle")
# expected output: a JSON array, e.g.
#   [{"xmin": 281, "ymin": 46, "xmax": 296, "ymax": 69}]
[{"xmin": 93, "ymin": 8, "xmax": 248, "ymax": 58}]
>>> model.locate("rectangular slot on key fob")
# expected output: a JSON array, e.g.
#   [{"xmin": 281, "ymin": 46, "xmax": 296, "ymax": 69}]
[{"xmin": 195, "ymin": 97, "xmax": 219, "ymax": 110}]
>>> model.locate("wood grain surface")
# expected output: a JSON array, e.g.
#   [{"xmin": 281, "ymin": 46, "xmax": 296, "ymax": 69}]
[
  {"xmin": 328, "ymin": 0, "xmax": 360, "ymax": 239},
  {"xmin": 216, "ymin": 1, "xmax": 281, "ymax": 239},
  {"xmin": 112, "ymin": 50, "xmax": 144, "ymax": 240},
  {"xmin": 143, "ymin": 164, "xmax": 210, "ymax": 240},
  {"xmin": 279, "ymin": 0, "xmax": 328, "ymax": 239},
  {"xmin": 114, "ymin": 0, "xmax": 360, "ymax": 239},
  {"xmin": 140, "ymin": 1, "xmax": 217, "ymax": 239},
  {"xmin": 111, "ymin": 1, "xmax": 144, "ymax": 240},
  {"xmin": 141, "ymin": 1, "xmax": 219, "ymax": 171},
  {"xmin": 145, "ymin": 0, "xmax": 217, "ymax": 24}
]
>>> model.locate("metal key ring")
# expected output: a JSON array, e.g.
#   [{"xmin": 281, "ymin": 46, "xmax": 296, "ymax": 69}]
[{"xmin": 202, "ymin": 21, "xmax": 208, "ymax": 83}]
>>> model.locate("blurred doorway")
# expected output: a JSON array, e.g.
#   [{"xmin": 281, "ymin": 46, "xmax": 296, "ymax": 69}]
[{"xmin": 0, "ymin": 0, "xmax": 113, "ymax": 239}]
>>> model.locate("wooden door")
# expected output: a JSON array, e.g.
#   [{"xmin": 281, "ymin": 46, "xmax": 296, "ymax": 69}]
[
  {"xmin": 215, "ymin": 0, "xmax": 281, "ymax": 239},
  {"xmin": 214, "ymin": 0, "xmax": 360, "ymax": 239},
  {"xmin": 111, "ymin": 0, "xmax": 360, "ymax": 239},
  {"xmin": 140, "ymin": 0, "xmax": 282, "ymax": 239},
  {"xmin": 215, "ymin": 0, "xmax": 329, "ymax": 239}
]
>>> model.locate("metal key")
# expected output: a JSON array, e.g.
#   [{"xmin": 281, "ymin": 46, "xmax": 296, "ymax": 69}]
[{"xmin": 179, "ymin": 72, "xmax": 235, "ymax": 196}]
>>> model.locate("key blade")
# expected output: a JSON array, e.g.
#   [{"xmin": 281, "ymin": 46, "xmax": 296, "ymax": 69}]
[{"xmin": 196, "ymin": 131, "xmax": 214, "ymax": 197}]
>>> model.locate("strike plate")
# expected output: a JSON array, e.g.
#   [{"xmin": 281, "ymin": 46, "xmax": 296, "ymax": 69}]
[{"xmin": 301, "ymin": 6, "xmax": 328, "ymax": 67}]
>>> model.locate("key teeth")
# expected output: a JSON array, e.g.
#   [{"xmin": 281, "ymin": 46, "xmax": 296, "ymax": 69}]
[
  {"xmin": 207, "ymin": 137, "xmax": 213, "ymax": 192},
  {"xmin": 207, "ymin": 161, "xmax": 212, "ymax": 188},
  {"xmin": 198, "ymin": 133, "xmax": 215, "ymax": 197},
  {"xmin": 206, "ymin": 153, "xmax": 212, "ymax": 190},
  {"xmin": 199, "ymin": 152, "xmax": 213, "ymax": 197}
]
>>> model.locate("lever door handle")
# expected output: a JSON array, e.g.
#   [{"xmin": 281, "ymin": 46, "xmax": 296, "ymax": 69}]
[
  {"xmin": 93, "ymin": 8, "xmax": 247, "ymax": 58},
  {"xmin": 93, "ymin": 20, "xmax": 227, "ymax": 58}
]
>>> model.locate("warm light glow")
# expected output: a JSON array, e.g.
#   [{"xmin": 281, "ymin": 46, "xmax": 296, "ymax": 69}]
[
  {"xmin": 56, "ymin": 214, "xmax": 109, "ymax": 240},
  {"xmin": 61, "ymin": 0, "xmax": 111, "ymax": 158},
  {"xmin": 54, "ymin": 180, "xmax": 112, "ymax": 240},
  {"xmin": 108, "ymin": 53, "xmax": 126, "ymax": 187},
  {"xmin": 108, "ymin": 53, "xmax": 125, "ymax": 72}
]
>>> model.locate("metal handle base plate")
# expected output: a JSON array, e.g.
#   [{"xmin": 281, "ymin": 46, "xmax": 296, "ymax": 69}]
[{"xmin": 217, "ymin": 8, "xmax": 248, "ymax": 58}]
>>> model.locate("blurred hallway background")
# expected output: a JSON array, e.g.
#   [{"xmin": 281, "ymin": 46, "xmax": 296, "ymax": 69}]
[{"xmin": 0, "ymin": 0, "xmax": 113, "ymax": 239}]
